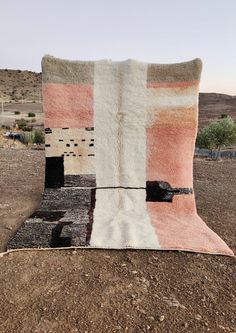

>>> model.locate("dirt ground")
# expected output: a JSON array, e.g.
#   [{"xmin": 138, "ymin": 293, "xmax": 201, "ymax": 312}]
[
  {"xmin": 0, "ymin": 102, "xmax": 43, "ymax": 128},
  {"xmin": 0, "ymin": 148, "xmax": 235, "ymax": 333}
]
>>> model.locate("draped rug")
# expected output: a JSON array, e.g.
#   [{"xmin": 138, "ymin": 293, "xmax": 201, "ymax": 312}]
[{"xmin": 7, "ymin": 56, "xmax": 233, "ymax": 256}]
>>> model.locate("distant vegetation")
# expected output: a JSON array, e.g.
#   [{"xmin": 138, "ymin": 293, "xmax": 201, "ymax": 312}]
[
  {"xmin": 28, "ymin": 112, "xmax": 35, "ymax": 117},
  {"xmin": 196, "ymin": 117, "xmax": 236, "ymax": 159},
  {"xmin": 14, "ymin": 111, "xmax": 20, "ymax": 115},
  {"xmin": 1, "ymin": 124, "xmax": 11, "ymax": 130},
  {"xmin": 15, "ymin": 118, "xmax": 28, "ymax": 130},
  {"xmin": 22, "ymin": 129, "xmax": 45, "ymax": 145}
]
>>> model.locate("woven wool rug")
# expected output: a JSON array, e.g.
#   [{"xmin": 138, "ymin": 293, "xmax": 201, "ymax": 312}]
[{"xmin": 7, "ymin": 56, "xmax": 233, "ymax": 256}]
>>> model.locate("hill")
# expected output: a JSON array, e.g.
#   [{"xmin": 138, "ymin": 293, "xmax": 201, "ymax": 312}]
[
  {"xmin": 0, "ymin": 69, "xmax": 41, "ymax": 102},
  {"xmin": 199, "ymin": 92, "xmax": 236, "ymax": 126}
]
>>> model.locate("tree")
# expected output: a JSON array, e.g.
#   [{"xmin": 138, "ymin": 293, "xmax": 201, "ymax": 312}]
[{"xmin": 196, "ymin": 117, "xmax": 236, "ymax": 159}]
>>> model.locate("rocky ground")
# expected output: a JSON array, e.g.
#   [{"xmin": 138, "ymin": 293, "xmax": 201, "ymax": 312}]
[{"xmin": 0, "ymin": 148, "xmax": 235, "ymax": 333}]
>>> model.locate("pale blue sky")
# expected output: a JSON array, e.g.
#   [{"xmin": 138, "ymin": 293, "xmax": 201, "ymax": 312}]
[{"xmin": 0, "ymin": 0, "xmax": 236, "ymax": 94}]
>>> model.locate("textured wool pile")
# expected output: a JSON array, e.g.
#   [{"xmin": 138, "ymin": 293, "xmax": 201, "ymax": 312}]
[{"xmin": 7, "ymin": 56, "xmax": 233, "ymax": 256}]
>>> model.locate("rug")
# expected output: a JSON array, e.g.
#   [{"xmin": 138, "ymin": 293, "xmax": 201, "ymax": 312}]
[{"xmin": 7, "ymin": 56, "xmax": 233, "ymax": 256}]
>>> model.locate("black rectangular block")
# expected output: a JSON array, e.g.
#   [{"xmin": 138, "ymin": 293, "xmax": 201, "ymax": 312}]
[{"xmin": 45, "ymin": 157, "xmax": 64, "ymax": 188}]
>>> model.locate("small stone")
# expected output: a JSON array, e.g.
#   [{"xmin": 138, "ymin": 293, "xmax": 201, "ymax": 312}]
[
  {"xmin": 72, "ymin": 250, "xmax": 77, "ymax": 255},
  {"xmin": 195, "ymin": 314, "xmax": 202, "ymax": 321},
  {"xmin": 147, "ymin": 325, "xmax": 151, "ymax": 330},
  {"xmin": 184, "ymin": 323, "xmax": 188, "ymax": 328},
  {"xmin": 159, "ymin": 315, "xmax": 165, "ymax": 322},
  {"xmin": 132, "ymin": 270, "xmax": 138, "ymax": 274},
  {"xmin": 148, "ymin": 316, "xmax": 155, "ymax": 321},
  {"xmin": 4, "ymin": 225, "xmax": 12, "ymax": 230}
]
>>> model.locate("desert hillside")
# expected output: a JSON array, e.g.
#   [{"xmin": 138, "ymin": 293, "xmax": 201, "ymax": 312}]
[
  {"xmin": 199, "ymin": 92, "xmax": 236, "ymax": 126},
  {"xmin": 0, "ymin": 69, "xmax": 41, "ymax": 103},
  {"xmin": 0, "ymin": 69, "xmax": 236, "ymax": 127}
]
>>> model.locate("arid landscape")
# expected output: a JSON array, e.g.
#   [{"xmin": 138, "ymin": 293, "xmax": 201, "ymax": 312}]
[{"xmin": 0, "ymin": 69, "xmax": 236, "ymax": 333}]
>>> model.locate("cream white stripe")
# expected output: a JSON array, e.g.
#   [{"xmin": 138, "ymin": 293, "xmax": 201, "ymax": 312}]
[
  {"xmin": 93, "ymin": 60, "xmax": 120, "ymax": 187},
  {"xmin": 91, "ymin": 60, "xmax": 160, "ymax": 248},
  {"xmin": 147, "ymin": 86, "xmax": 198, "ymax": 109},
  {"xmin": 119, "ymin": 60, "xmax": 147, "ymax": 187}
]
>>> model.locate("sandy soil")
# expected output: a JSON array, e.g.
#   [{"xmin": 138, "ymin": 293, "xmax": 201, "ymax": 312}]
[
  {"xmin": 0, "ymin": 148, "xmax": 235, "ymax": 333},
  {"xmin": 1, "ymin": 102, "xmax": 43, "ymax": 127}
]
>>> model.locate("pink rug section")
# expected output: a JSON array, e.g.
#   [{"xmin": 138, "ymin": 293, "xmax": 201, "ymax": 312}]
[
  {"xmin": 147, "ymin": 199, "xmax": 234, "ymax": 256},
  {"xmin": 43, "ymin": 83, "xmax": 93, "ymax": 128},
  {"xmin": 146, "ymin": 127, "xmax": 196, "ymax": 188}
]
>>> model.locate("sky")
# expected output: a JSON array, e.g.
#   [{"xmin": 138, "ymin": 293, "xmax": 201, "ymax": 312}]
[{"xmin": 0, "ymin": 0, "xmax": 236, "ymax": 95}]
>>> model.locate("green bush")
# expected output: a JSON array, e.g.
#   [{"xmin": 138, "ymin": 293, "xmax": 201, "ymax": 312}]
[
  {"xmin": 220, "ymin": 114, "xmax": 228, "ymax": 119},
  {"xmin": 1, "ymin": 124, "xmax": 11, "ymax": 130},
  {"xmin": 196, "ymin": 117, "xmax": 236, "ymax": 159},
  {"xmin": 22, "ymin": 132, "xmax": 34, "ymax": 144},
  {"xmin": 15, "ymin": 118, "xmax": 27, "ymax": 129},
  {"xmin": 14, "ymin": 111, "xmax": 20, "ymax": 115},
  {"xmin": 34, "ymin": 129, "xmax": 45, "ymax": 144},
  {"xmin": 31, "ymin": 118, "xmax": 36, "ymax": 123},
  {"xmin": 22, "ymin": 126, "xmax": 32, "ymax": 132},
  {"xmin": 22, "ymin": 129, "xmax": 45, "ymax": 145},
  {"xmin": 28, "ymin": 112, "xmax": 35, "ymax": 117}
]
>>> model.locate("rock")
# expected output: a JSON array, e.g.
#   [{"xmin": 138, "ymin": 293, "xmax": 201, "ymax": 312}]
[
  {"xmin": 4, "ymin": 225, "xmax": 12, "ymax": 230},
  {"xmin": 159, "ymin": 315, "xmax": 165, "ymax": 322},
  {"xmin": 195, "ymin": 314, "xmax": 202, "ymax": 321},
  {"xmin": 163, "ymin": 296, "xmax": 186, "ymax": 309}
]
